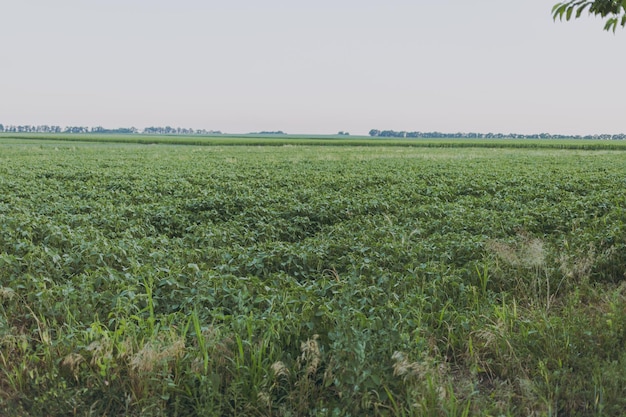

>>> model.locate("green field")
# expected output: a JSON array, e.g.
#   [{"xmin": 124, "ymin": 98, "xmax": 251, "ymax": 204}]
[
  {"xmin": 2, "ymin": 138, "xmax": 626, "ymax": 416},
  {"xmin": 4, "ymin": 132, "xmax": 626, "ymax": 150}
]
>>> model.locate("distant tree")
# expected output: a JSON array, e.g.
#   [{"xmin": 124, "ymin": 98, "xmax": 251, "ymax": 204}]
[
  {"xmin": 64, "ymin": 126, "xmax": 89, "ymax": 134},
  {"xmin": 0, "ymin": 124, "xmax": 4, "ymax": 132},
  {"xmin": 553, "ymin": 0, "xmax": 626, "ymax": 31}
]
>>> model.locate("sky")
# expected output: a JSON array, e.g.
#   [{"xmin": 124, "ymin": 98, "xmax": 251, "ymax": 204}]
[{"xmin": 1, "ymin": 0, "xmax": 625, "ymax": 136}]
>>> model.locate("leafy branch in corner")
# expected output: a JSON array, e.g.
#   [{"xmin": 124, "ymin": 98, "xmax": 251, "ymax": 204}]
[{"xmin": 553, "ymin": 0, "xmax": 626, "ymax": 32}]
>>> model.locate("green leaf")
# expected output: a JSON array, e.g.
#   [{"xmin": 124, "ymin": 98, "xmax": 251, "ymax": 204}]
[
  {"xmin": 576, "ymin": 2, "xmax": 592, "ymax": 17},
  {"xmin": 604, "ymin": 17, "xmax": 618, "ymax": 31},
  {"xmin": 552, "ymin": 3, "xmax": 568, "ymax": 20},
  {"xmin": 551, "ymin": 2, "xmax": 564, "ymax": 14}
]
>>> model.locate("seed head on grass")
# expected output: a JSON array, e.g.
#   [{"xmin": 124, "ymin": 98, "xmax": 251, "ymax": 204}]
[
  {"xmin": 392, "ymin": 351, "xmax": 428, "ymax": 381},
  {"xmin": 130, "ymin": 343, "xmax": 159, "ymax": 374},
  {"xmin": 0, "ymin": 287, "xmax": 16, "ymax": 301},
  {"xmin": 487, "ymin": 241, "xmax": 520, "ymax": 266},
  {"xmin": 130, "ymin": 338, "xmax": 185, "ymax": 374},
  {"xmin": 299, "ymin": 334, "xmax": 321, "ymax": 377},
  {"xmin": 521, "ymin": 238, "xmax": 546, "ymax": 270},
  {"xmin": 488, "ymin": 235, "xmax": 546, "ymax": 269},
  {"xmin": 61, "ymin": 353, "xmax": 85, "ymax": 382},
  {"xmin": 559, "ymin": 245, "xmax": 595, "ymax": 281},
  {"xmin": 87, "ymin": 340, "xmax": 113, "ymax": 367},
  {"xmin": 271, "ymin": 361, "xmax": 290, "ymax": 379},
  {"xmin": 257, "ymin": 391, "xmax": 272, "ymax": 409},
  {"xmin": 198, "ymin": 325, "xmax": 234, "ymax": 367},
  {"xmin": 117, "ymin": 337, "xmax": 134, "ymax": 361}
]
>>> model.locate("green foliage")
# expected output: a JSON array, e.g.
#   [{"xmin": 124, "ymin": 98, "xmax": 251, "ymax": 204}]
[
  {"xmin": 2, "ymin": 140, "xmax": 626, "ymax": 415},
  {"xmin": 5, "ymin": 132, "xmax": 626, "ymax": 149},
  {"xmin": 553, "ymin": 0, "xmax": 626, "ymax": 31}
]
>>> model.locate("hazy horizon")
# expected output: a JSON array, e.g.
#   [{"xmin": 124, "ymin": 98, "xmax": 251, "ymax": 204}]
[{"xmin": 2, "ymin": 1, "xmax": 625, "ymax": 136}]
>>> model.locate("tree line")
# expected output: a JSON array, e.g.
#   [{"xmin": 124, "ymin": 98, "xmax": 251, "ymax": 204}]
[
  {"xmin": 0, "ymin": 124, "xmax": 221, "ymax": 135},
  {"xmin": 2, "ymin": 123, "xmax": 624, "ymax": 140},
  {"xmin": 369, "ymin": 129, "xmax": 626, "ymax": 140}
]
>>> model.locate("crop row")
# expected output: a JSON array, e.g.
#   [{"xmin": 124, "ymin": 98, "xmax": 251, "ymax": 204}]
[
  {"xmin": 4, "ymin": 133, "xmax": 626, "ymax": 150},
  {"xmin": 2, "ymin": 141, "xmax": 626, "ymax": 415}
]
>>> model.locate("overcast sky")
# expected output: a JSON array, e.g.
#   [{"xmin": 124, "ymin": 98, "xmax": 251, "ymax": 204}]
[{"xmin": 1, "ymin": 1, "xmax": 624, "ymax": 135}]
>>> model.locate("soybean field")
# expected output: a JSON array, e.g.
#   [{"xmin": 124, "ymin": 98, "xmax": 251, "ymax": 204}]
[{"xmin": 2, "ymin": 138, "xmax": 626, "ymax": 416}]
